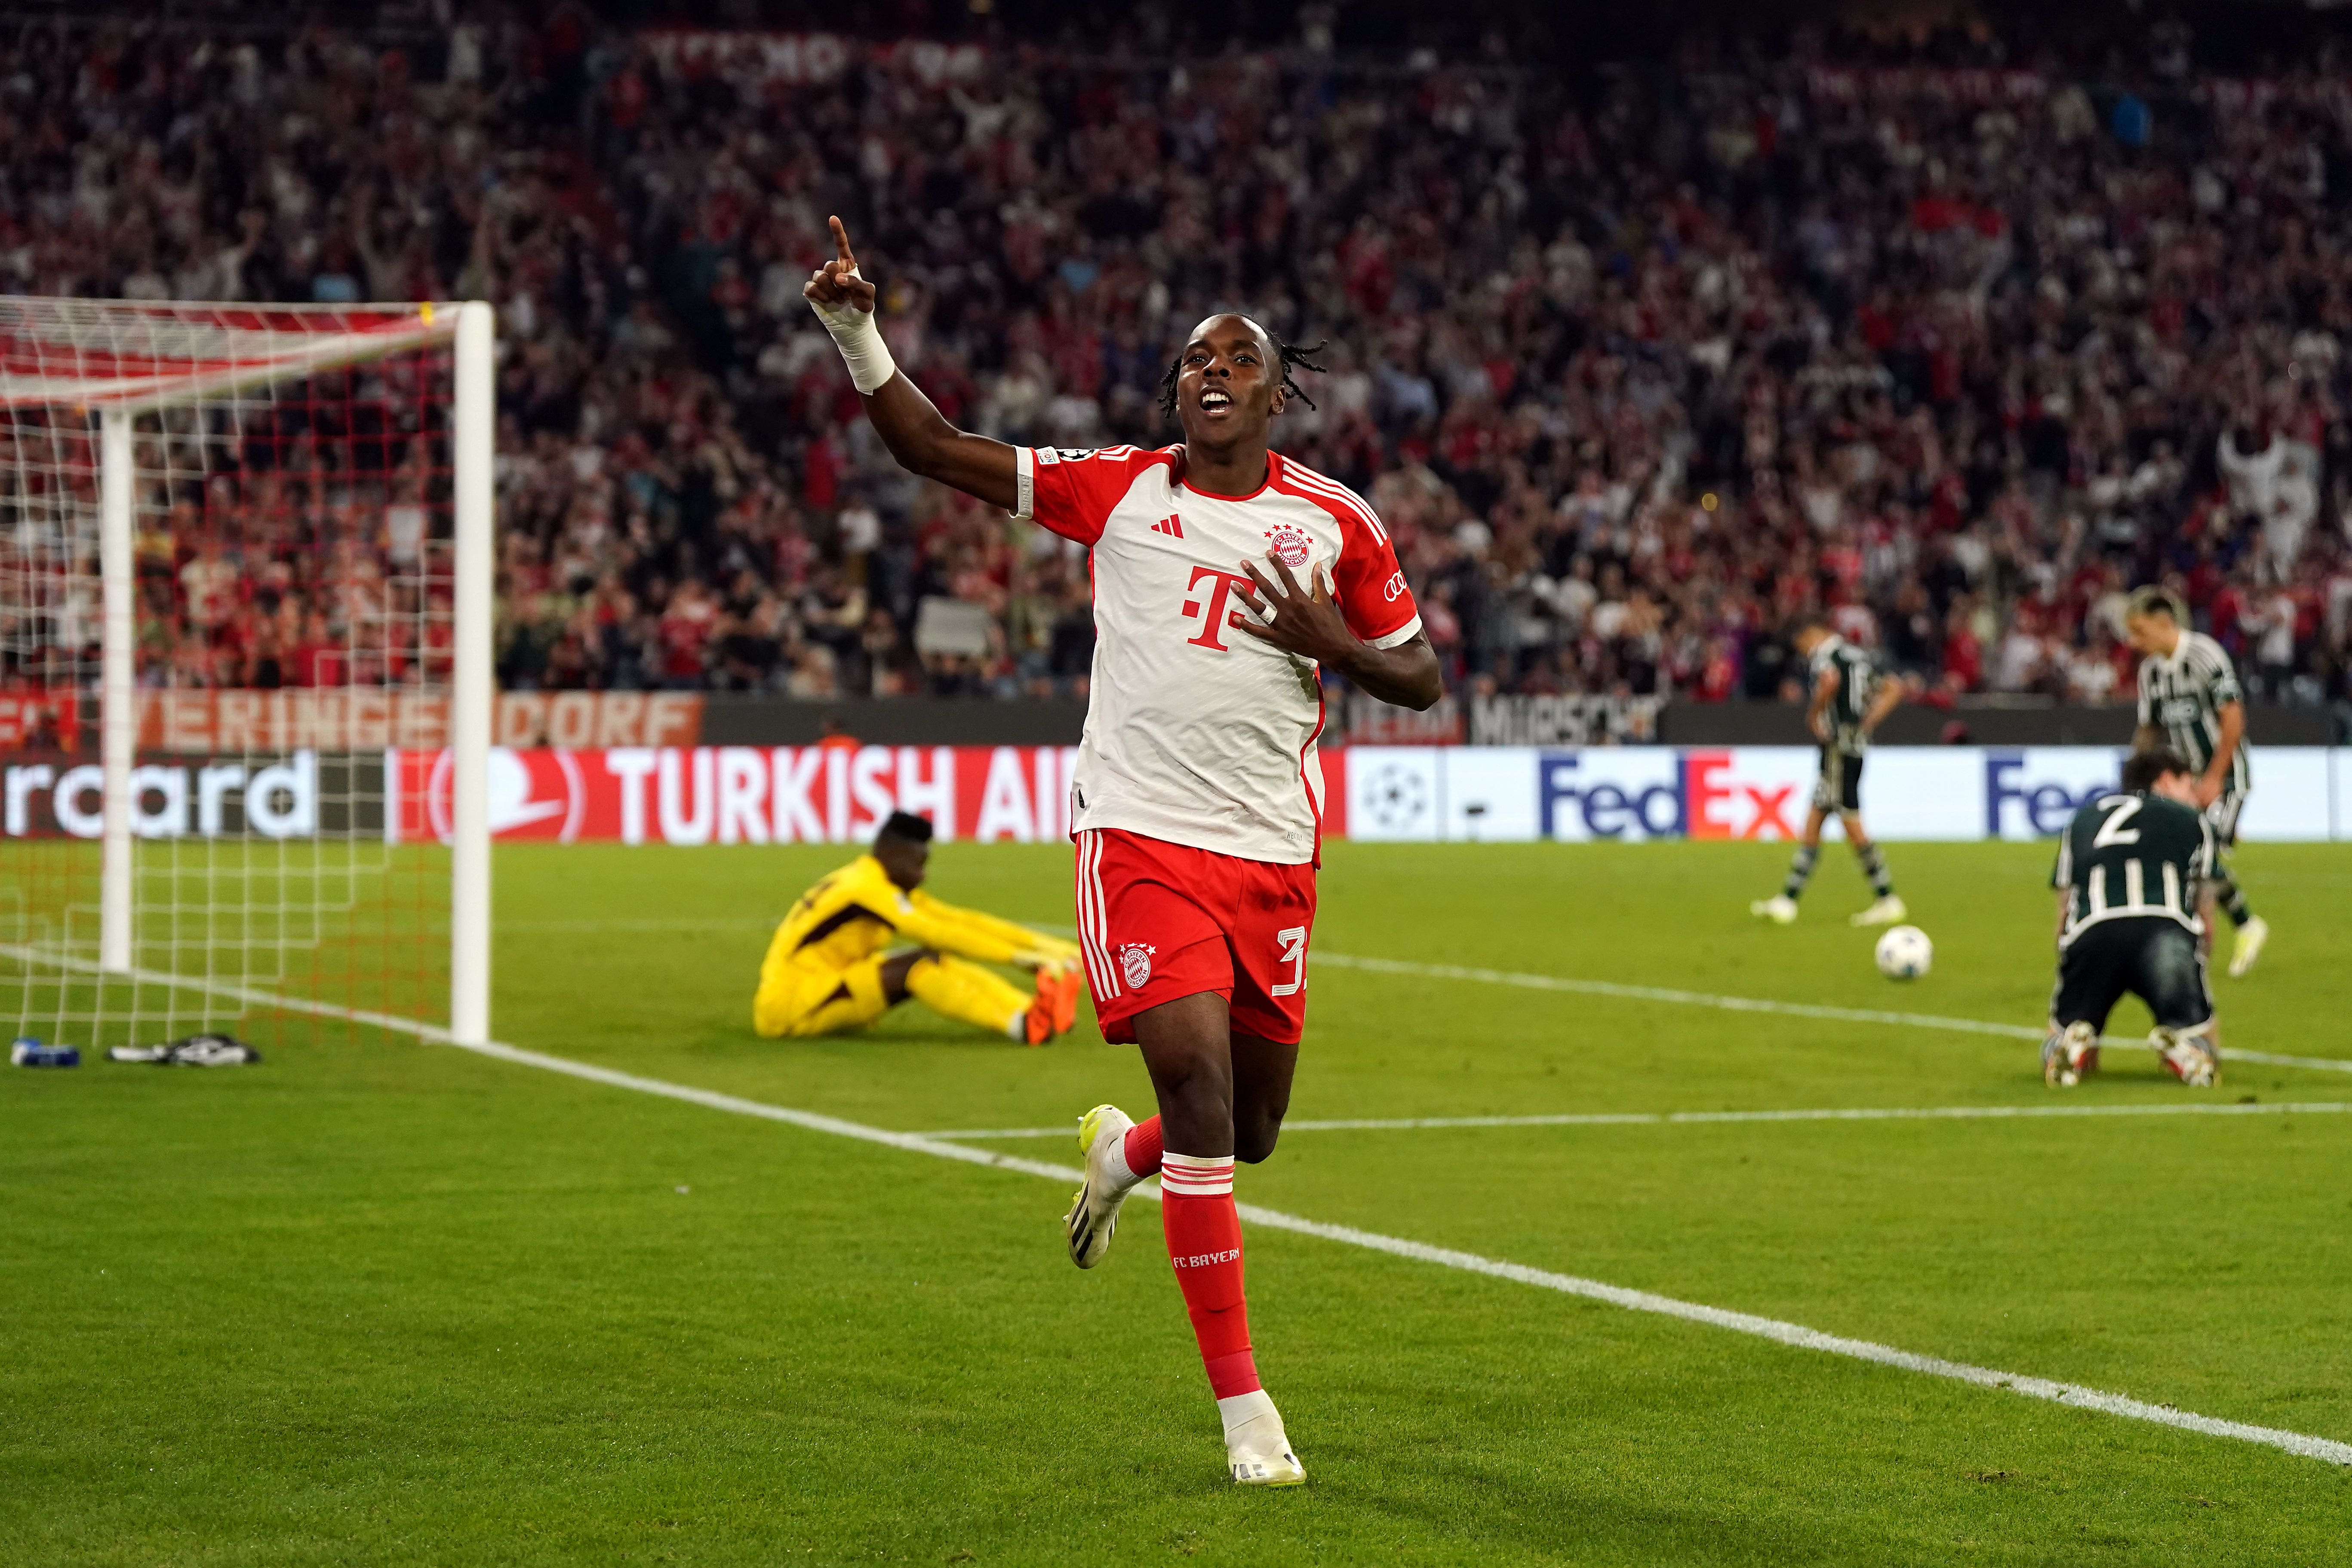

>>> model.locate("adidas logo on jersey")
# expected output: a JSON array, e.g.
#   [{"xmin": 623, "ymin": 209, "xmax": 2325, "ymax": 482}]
[{"xmin": 1151, "ymin": 515, "xmax": 1184, "ymax": 538}]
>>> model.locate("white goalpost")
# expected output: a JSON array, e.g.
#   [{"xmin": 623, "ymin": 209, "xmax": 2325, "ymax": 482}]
[{"xmin": 0, "ymin": 298, "xmax": 493, "ymax": 1051}]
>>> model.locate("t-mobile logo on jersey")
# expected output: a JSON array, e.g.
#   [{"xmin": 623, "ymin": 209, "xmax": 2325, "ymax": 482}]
[{"xmin": 1179, "ymin": 565, "xmax": 1254, "ymax": 652}]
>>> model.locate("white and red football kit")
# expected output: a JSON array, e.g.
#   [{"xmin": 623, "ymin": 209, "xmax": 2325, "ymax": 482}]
[{"xmin": 1013, "ymin": 443, "xmax": 1421, "ymax": 1043}]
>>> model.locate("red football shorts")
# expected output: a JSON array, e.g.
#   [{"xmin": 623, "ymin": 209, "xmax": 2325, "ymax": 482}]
[{"xmin": 1074, "ymin": 828, "xmax": 1317, "ymax": 1046}]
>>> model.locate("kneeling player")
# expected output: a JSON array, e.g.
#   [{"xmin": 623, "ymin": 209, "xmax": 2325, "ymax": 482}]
[
  {"xmin": 2044, "ymin": 748, "xmax": 2222, "ymax": 1088},
  {"xmin": 753, "ymin": 812, "xmax": 1081, "ymax": 1045}
]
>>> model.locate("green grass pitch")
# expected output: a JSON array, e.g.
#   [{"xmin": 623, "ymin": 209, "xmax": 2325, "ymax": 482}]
[{"xmin": 5, "ymin": 839, "xmax": 2349, "ymax": 1565}]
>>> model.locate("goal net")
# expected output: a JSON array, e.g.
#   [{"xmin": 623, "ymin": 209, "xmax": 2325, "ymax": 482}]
[{"xmin": 0, "ymin": 299, "xmax": 492, "ymax": 1055}]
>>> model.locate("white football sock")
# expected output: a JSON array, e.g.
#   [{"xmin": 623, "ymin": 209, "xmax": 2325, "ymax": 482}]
[
  {"xmin": 1217, "ymin": 1388, "xmax": 1279, "ymax": 1444},
  {"xmin": 1099, "ymin": 1132, "xmax": 1139, "ymax": 1190}
]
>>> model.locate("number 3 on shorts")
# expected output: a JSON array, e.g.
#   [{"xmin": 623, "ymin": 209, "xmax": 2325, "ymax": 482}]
[{"xmin": 1270, "ymin": 926, "xmax": 1308, "ymax": 998}]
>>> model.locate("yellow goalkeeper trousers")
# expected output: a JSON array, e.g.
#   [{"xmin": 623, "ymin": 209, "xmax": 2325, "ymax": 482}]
[
  {"xmin": 754, "ymin": 953, "xmax": 1030, "ymax": 1040},
  {"xmin": 906, "ymin": 954, "xmax": 1032, "ymax": 1039}
]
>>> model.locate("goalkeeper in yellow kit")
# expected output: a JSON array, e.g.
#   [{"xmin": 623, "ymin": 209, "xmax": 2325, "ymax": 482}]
[{"xmin": 755, "ymin": 812, "xmax": 1082, "ymax": 1045}]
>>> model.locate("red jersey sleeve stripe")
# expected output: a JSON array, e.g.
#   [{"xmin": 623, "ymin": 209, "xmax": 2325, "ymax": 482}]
[
  {"xmin": 1267, "ymin": 466, "xmax": 1376, "ymax": 539},
  {"xmin": 1278, "ymin": 463, "xmax": 1378, "ymax": 527},
  {"xmin": 1277, "ymin": 461, "xmax": 1390, "ymax": 545}
]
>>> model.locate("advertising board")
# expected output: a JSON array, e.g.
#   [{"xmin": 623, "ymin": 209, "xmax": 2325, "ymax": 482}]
[
  {"xmin": 7, "ymin": 744, "xmax": 2342, "ymax": 845},
  {"xmin": 1336, "ymin": 747, "xmax": 2344, "ymax": 845}
]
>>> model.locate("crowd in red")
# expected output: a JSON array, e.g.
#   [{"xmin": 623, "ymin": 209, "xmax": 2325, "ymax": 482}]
[{"xmin": 5, "ymin": 11, "xmax": 2352, "ymax": 710}]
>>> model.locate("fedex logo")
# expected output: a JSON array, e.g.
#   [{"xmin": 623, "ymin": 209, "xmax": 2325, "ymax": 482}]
[
  {"xmin": 1986, "ymin": 751, "xmax": 2123, "ymax": 838},
  {"xmin": 1682, "ymin": 752, "xmax": 1803, "ymax": 840},
  {"xmin": 1537, "ymin": 750, "xmax": 1808, "ymax": 842},
  {"xmin": 1540, "ymin": 753, "xmax": 1683, "ymax": 839}
]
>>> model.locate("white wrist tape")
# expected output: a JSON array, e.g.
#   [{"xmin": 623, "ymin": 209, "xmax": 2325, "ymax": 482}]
[{"xmin": 808, "ymin": 271, "xmax": 898, "ymax": 395}]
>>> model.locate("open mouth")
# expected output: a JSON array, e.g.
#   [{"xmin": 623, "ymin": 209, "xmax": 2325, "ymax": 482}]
[{"xmin": 1198, "ymin": 388, "xmax": 1234, "ymax": 415}]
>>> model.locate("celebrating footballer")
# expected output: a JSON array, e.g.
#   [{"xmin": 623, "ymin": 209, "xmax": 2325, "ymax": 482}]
[{"xmin": 805, "ymin": 216, "xmax": 1441, "ymax": 1486}]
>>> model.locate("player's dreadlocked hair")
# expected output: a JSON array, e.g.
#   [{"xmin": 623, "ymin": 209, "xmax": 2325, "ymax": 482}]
[{"xmin": 1157, "ymin": 326, "xmax": 1330, "ymax": 422}]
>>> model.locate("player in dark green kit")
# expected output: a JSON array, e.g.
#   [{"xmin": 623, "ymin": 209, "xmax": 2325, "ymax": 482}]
[
  {"xmin": 2043, "ymin": 748, "xmax": 2223, "ymax": 1088},
  {"xmin": 2124, "ymin": 586, "xmax": 2267, "ymax": 976},
  {"xmin": 1752, "ymin": 616, "xmax": 1907, "ymax": 926}
]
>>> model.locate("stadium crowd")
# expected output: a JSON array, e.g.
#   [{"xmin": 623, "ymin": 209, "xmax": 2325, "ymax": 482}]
[{"xmin": 7, "ymin": 11, "xmax": 2352, "ymax": 709}]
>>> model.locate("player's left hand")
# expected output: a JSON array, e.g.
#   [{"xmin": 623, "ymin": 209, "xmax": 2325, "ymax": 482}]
[
  {"xmin": 1235, "ymin": 553, "xmax": 1353, "ymax": 664},
  {"xmin": 2193, "ymin": 774, "xmax": 2223, "ymax": 809}
]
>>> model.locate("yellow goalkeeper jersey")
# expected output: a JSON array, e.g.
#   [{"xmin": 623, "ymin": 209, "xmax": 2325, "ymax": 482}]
[{"xmin": 758, "ymin": 854, "xmax": 1067, "ymax": 982}]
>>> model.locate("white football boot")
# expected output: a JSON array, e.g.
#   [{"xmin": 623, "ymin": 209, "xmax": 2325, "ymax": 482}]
[
  {"xmin": 2154, "ymin": 1027, "xmax": 2220, "ymax": 1088},
  {"xmin": 2041, "ymin": 1021, "xmax": 2100, "ymax": 1088},
  {"xmin": 2227, "ymin": 916, "xmax": 2269, "ymax": 978},
  {"xmin": 1750, "ymin": 895, "xmax": 1799, "ymax": 924},
  {"xmin": 1221, "ymin": 1390, "xmax": 1306, "ymax": 1487},
  {"xmin": 1064, "ymin": 1104, "xmax": 1136, "ymax": 1270},
  {"xmin": 1849, "ymin": 895, "xmax": 1908, "ymax": 927}
]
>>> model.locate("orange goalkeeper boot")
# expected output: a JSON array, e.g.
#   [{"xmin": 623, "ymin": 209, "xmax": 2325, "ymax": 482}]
[
  {"xmin": 1025, "ymin": 969, "xmax": 1079, "ymax": 1046},
  {"xmin": 1043, "ymin": 966, "xmax": 1080, "ymax": 1036}
]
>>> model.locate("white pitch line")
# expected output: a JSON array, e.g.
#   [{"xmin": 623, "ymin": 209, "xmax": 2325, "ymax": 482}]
[
  {"xmin": 394, "ymin": 1043, "xmax": 2352, "ymax": 1472},
  {"xmin": 1031, "ymin": 927, "xmax": 2352, "ymax": 1078},
  {"xmin": 1307, "ymin": 951, "xmax": 2352, "ymax": 1078},
  {"xmin": 922, "ymin": 1100, "xmax": 2352, "ymax": 1139},
  {"xmin": 1239, "ymin": 1209, "xmax": 2352, "ymax": 1470},
  {"xmin": 11, "ymin": 945, "xmax": 2350, "ymax": 1471},
  {"xmin": 475, "ymin": 918, "xmax": 2352, "ymax": 1077},
  {"xmin": 0, "ymin": 942, "xmax": 464, "ymax": 1040}
]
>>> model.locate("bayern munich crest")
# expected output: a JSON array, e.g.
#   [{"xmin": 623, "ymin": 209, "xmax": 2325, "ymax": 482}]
[
  {"xmin": 1264, "ymin": 523, "xmax": 1313, "ymax": 569},
  {"xmin": 1119, "ymin": 942, "xmax": 1156, "ymax": 990}
]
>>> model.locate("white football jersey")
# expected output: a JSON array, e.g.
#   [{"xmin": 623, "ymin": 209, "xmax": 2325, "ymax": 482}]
[{"xmin": 1014, "ymin": 444, "xmax": 1422, "ymax": 864}]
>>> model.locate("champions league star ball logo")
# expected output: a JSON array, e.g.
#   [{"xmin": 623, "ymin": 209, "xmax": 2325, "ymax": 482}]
[
  {"xmin": 1119, "ymin": 943, "xmax": 1156, "ymax": 990},
  {"xmin": 1359, "ymin": 759, "xmax": 1431, "ymax": 834},
  {"xmin": 1264, "ymin": 523, "xmax": 1313, "ymax": 570}
]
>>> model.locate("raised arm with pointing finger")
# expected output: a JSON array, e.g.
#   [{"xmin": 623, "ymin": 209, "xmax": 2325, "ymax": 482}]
[
  {"xmin": 803, "ymin": 215, "xmax": 1439, "ymax": 710},
  {"xmin": 803, "ymin": 215, "xmax": 1019, "ymax": 513}
]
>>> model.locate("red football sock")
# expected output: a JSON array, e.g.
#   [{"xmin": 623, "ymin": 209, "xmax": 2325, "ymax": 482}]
[
  {"xmin": 1121, "ymin": 1115, "xmax": 1164, "ymax": 1182},
  {"xmin": 1159, "ymin": 1153, "xmax": 1259, "ymax": 1399}
]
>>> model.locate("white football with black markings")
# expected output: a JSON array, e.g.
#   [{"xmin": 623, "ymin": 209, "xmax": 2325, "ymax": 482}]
[{"xmin": 1875, "ymin": 925, "xmax": 1933, "ymax": 980}]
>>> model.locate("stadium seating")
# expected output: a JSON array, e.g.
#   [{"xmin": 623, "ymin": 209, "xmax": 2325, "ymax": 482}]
[{"xmin": 4, "ymin": 16, "xmax": 2350, "ymax": 709}]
